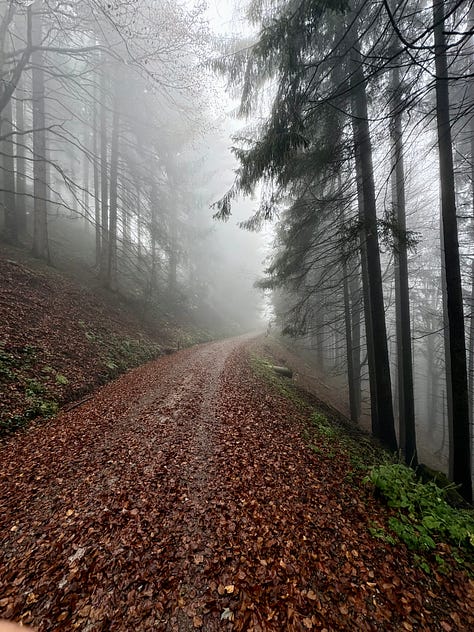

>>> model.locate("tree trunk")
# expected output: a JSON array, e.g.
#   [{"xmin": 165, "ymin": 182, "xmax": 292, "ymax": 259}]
[
  {"xmin": 107, "ymin": 97, "xmax": 119, "ymax": 291},
  {"xmin": 83, "ymin": 118, "xmax": 90, "ymax": 230},
  {"xmin": 433, "ymin": 0, "xmax": 472, "ymax": 501},
  {"xmin": 31, "ymin": 6, "xmax": 49, "ymax": 261},
  {"xmin": 440, "ymin": 210, "xmax": 454, "ymax": 470},
  {"xmin": 467, "ymin": 3, "xmax": 474, "ymax": 483},
  {"xmin": 357, "ymin": 165, "xmax": 378, "ymax": 435},
  {"xmin": 313, "ymin": 293, "xmax": 324, "ymax": 369},
  {"xmin": 15, "ymin": 77, "xmax": 26, "ymax": 236},
  {"xmin": 350, "ymin": 40, "xmax": 397, "ymax": 451},
  {"xmin": 93, "ymin": 84, "xmax": 101, "ymax": 266},
  {"xmin": 99, "ymin": 65, "xmax": 108, "ymax": 281},
  {"xmin": 2, "ymin": 93, "xmax": 17, "ymax": 242},
  {"xmin": 149, "ymin": 179, "xmax": 159, "ymax": 299},
  {"xmin": 391, "ymin": 61, "xmax": 417, "ymax": 466},
  {"xmin": 350, "ymin": 261, "xmax": 361, "ymax": 421},
  {"xmin": 168, "ymin": 208, "xmax": 178, "ymax": 294},
  {"xmin": 168, "ymin": 219, "xmax": 178, "ymax": 293},
  {"xmin": 343, "ymin": 255, "xmax": 358, "ymax": 422},
  {"xmin": 426, "ymin": 321, "xmax": 435, "ymax": 436}
]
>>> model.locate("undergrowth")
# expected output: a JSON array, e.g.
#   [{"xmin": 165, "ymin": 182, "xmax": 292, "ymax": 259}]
[
  {"xmin": 1, "ymin": 322, "xmax": 212, "ymax": 437},
  {"xmin": 0, "ymin": 343, "xmax": 60, "ymax": 434},
  {"xmin": 366, "ymin": 463, "xmax": 474, "ymax": 567},
  {"xmin": 79, "ymin": 321, "xmax": 163, "ymax": 377},
  {"xmin": 251, "ymin": 349, "xmax": 474, "ymax": 575}
]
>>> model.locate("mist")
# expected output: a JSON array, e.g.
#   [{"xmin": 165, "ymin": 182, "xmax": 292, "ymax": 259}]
[
  {"xmin": 1, "ymin": 1, "xmax": 474, "ymax": 629},
  {"xmin": 1, "ymin": 0, "xmax": 473, "ymax": 498}
]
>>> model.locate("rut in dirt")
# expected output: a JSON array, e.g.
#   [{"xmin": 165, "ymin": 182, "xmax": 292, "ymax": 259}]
[{"xmin": 0, "ymin": 336, "xmax": 472, "ymax": 632}]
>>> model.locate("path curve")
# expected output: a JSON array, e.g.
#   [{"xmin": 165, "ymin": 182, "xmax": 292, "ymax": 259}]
[{"xmin": 0, "ymin": 336, "xmax": 472, "ymax": 631}]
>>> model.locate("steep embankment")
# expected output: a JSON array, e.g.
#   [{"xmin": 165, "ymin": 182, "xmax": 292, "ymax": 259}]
[{"xmin": 0, "ymin": 246, "xmax": 211, "ymax": 435}]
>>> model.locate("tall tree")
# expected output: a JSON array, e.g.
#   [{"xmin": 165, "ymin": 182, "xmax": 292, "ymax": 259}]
[
  {"xmin": 31, "ymin": 4, "xmax": 49, "ymax": 261},
  {"xmin": 390, "ymin": 53, "xmax": 417, "ymax": 465},
  {"xmin": 433, "ymin": 0, "xmax": 472, "ymax": 501},
  {"xmin": 348, "ymin": 16, "xmax": 397, "ymax": 450},
  {"xmin": 1, "ymin": 90, "xmax": 17, "ymax": 242}
]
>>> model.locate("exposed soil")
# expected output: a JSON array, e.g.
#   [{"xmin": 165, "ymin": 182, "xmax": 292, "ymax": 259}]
[{"xmin": 0, "ymin": 336, "xmax": 472, "ymax": 631}]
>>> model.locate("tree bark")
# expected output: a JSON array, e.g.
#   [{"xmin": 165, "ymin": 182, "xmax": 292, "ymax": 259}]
[
  {"xmin": 15, "ymin": 76, "xmax": 26, "ymax": 236},
  {"xmin": 391, "ymin": 61, "xmax": 417, "ymax": 466},
  {"xmin": 107, "ymin": 96, "xmax": 119, "ymax": 291},
  {"xmin": 2, "ymin": 93, "xmax": 17, "ymax": 242},
  {"xmin": 433, "ymin": 0, "xmax": 472, "ymax": 501},
  {"xmin": 467, "ymin": 3, "xmax": 474, "ymax": 482},
  {"xmin": 350, "ymin": 260, "xmax": 361, "ymax": 421},
  {"xmin": 168, "ymin": 211, "xmax": 178, "ymax": 293},
  {"xmin": 350, "ymin": 40, "xmax": 397, "ymax": 451},
  {"xmin": 149, "ymin": 179, "xmax": 159, "ymax": 300},
  {"xmin": 93, "ymin": 81, "xmax": 101, "ymax": 266},
  {"xmin": 83, "ymin": 117, "xmax": 90, "ymax": 230},
  {"xmin": 31, "ymin": 5, "xmax": 49, "ymax": 262},
  {"xmin": 356, "ymin": 161, "xmax": 378, "ymax": 435},
  {"xmin": 343, "ymin": 255, "xmax": 358, "ymax": 422},
  {"xmin": 99, "ymin": 65, "xmax": 108, "ymax": 281}
]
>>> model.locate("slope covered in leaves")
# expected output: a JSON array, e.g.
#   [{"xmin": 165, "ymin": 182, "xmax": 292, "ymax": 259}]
[
  {"xmin": 0, "ymin": 246, "xmax": 211, "ymax": 435},
  {"xmin": 0, "ymin": 336, "xmax": 472, "ymax": 631}
]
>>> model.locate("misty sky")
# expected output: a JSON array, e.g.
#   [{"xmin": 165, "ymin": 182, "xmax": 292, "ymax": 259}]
[{"xmin": 195, "ymin": 0, "xmax": 271, "ymax": 322}]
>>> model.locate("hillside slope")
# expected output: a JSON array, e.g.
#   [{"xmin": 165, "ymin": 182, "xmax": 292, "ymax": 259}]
[{"xmin": 0, "ymin": 246, "xmax": 213, "ymax": 435}]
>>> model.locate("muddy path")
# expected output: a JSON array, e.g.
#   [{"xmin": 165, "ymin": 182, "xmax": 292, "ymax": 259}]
[{"xmin": 0, "ymin": 336, "xmax": 472, "ymax": 631}]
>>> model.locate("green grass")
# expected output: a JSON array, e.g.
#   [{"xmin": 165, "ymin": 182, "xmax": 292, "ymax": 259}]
[{"xmin": 250, "ymin": 350, "xmax": 474, "ymax": 574}]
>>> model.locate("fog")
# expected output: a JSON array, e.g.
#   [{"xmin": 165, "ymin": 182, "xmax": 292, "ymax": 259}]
[
  {"xmin": 0, "ymin": 0, "xmax": 267, "ymax": 336},
  {"xmin": 1, "ymin": 0, "xmax": 473, "ymax": 494}
]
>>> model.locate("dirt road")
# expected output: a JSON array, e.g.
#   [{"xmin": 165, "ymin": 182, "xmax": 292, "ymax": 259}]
[{"xmin": 0, "ymin": 337, "xmax": 471, "ymax": 631}]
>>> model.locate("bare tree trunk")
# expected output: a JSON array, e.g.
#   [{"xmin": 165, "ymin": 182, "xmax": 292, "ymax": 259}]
[
  {"xmin": 426, "ymin": 322, "xmax": 435, "ymax": 436},
  {"xmin": 15, "ymin": 77, "xmax": 26, "ymax": 236},
  {"xmin": 467, "ymin": 3, "xmax": 474, "ymax": 480},
  {"xmin": 350, "ymin": 40, "xmax": 397, "ymax": 451},
  {"xmin": 150, "ymin": 179, "xmax": 158, "ymax": 299},
  {"xmin": 343, "ymin": 256, "xmax": 358, "ymax": 422},
  {"xmin": 313, "ymin": 293, "xmax": 324, "ymax": 370},
  {"xmin": 70, "ymin": 154, "xmax": 78, "ymax": 217},
  {"xmin": 107, "ymin": 96, "xmax": 119, "ymax": 291},
  {"xmin": 31, "ymin": 6, "xmax": 49, "ymax": 261},
  {"xmin": 2, "ymin": 93, "xmax": 17, "ymax": 242},
  {"xmin": 83, "ymin": 118, "xmax": 90, "ymax": 230},
  {"xmin": 350, "ymin": 261, "xmax": 361, "ymax": 421},
  {"xmin": 441, "ymin": 210, "xmax": 454, "ymax": 469},
  {"xmin": 433, "ymin": 0, "xmax": 472, "ymax": 501},
  {"xmin": 99, "ymin": 65, "xmax": 108, "ymax": 281},
  {"xmin": 168, "ymin": 212, "xmax": 178, "ymax": 293},
  {"xmin": 391, "ymin": 61, "xmax": 417, "ymax": 466},
  {"xmin": 93, "ymin": 84, "xmax": 101, "ymax": 266}
]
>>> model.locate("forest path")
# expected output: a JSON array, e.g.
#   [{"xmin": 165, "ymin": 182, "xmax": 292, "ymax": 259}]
[{"xmin": 0, "ymin": 336, "xmax": 471, "ymax": 631}]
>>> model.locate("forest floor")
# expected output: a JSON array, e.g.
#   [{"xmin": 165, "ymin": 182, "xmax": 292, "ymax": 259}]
[
  {"xmin": 0, "ymin": 335, "xmax": 472, "ymax": 631},
  {"xmin": 0, "ymin": 245, "xmax": 214, "ymax": 436}
]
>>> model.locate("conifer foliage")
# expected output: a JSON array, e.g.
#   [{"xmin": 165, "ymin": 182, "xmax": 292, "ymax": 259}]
[{"xmin": 213, "ymin": 0, "xmax": 473, "ymax": 501}]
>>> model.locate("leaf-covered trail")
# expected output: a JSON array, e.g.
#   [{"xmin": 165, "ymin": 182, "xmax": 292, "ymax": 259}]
[{"xmin": 0, "ymin": 337, "xmax": 472, "ymax": 631}]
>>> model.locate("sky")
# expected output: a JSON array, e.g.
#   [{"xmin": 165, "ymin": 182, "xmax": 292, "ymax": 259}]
[
  {"xmin": 206, "ymin": 0, "xmax": 242, "ymax": 34},
  {"xmin": 195, "ymin": 0, "xmax": 273, "ymax": 323}
]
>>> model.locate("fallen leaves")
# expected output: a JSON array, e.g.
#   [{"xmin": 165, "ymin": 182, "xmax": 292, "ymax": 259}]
[{"xmin": 0, "ymin": 338, "xmax": 472, "ymax": 631}]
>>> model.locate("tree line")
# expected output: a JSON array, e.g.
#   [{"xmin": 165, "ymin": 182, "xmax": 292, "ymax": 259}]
[
  {"xmin": 213, "ymin": 0, "xmax": 473, "ymax": 501},
  {"xmin": 0, "ymin": 0, "xmax": 264, "ymax": 333}
]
